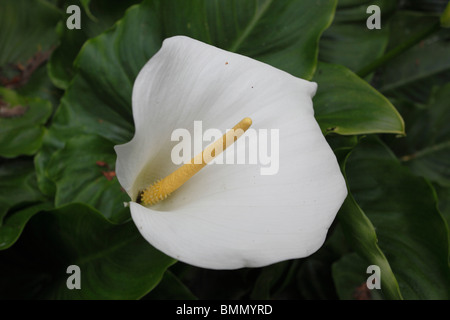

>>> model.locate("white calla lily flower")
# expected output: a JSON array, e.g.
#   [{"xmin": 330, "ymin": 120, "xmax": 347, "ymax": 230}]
[{"xmin": 114, "ymin": 36, "xmax": 347, "ymax": 270}]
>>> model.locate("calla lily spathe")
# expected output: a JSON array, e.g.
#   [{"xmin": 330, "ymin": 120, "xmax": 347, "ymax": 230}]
[{"xmin": 114, "ymin": 36, "xmax": 347, "ymax": 270}]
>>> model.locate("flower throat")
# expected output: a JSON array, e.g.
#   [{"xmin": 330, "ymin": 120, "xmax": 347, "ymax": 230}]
[{"xmin": 137, "ymin": 117, "xmax": 252, "ymax": 206}]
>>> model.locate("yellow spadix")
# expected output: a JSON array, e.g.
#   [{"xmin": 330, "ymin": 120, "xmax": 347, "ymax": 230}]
[{"xmin": 139, "ymin": 117, "xmax": 252, "ymax": 206}]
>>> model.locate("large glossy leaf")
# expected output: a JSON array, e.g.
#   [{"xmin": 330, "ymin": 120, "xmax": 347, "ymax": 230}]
[
  {"xmin": 376, "ymin": 11, "xmax": 450, "ymax": 102},
  {"xmin": 0, "ymin": 0, "xmax": 60, "ymax": 69},
  {"xmin": 345, "ymin": 137, "xmax": 450, "ymax": 299},
  {"xmin": 48, "ymin": 0, "xmax": 141, "ymax": 89},
  {"xmin": 0, "ymin": 87, "xmax": 52, "ymax": 158},
  {"xmin": 0, "ymin": 161, "xmax": 32, "ymax": 212},
  {"xmin": 396, "ymin": 84, "xmax": 450, "ymax": 188},
  {"xmin": 157, "ymin": 0, "xmax": 337, "ymax": 79},
  {"xmin": 0, "ymin": 0, "xmax": 61, "ymax": 160},
  {"xmin": 0, "ymin": 0, "xmax": 61, "ymax": 109},
  {"xmin": 0, "ymin": 203, "xmax": 175, "ymax": 299},
  {"xmin": 16, "ymin": 64, "xmax": 62, "ymax": 109},
  {"xmin": 336, "ymin": 188, "xmax": 401, "ymax": 299},
  {"xmin": 334, "ymin": 140, "xmax": 402, "ymax": 300},
  {"xmin": 0, "ymin": 158, "xmax": 49, "ymax": 250},
  {"xmin": 36, "ymin": 0, "xmax": 337, "ymax": 198},
  {"xmin": 319, "ymin": 0, "xmax": 397, "ymax": 73},
  {"xmin": 46, "ymin": 134, "xmax": 130, "ymax": 223},
  {"xmin": 50, "ymin": 0, "xmax": 336, "ymax": 89},
  {"xmin": 386, "ymin": 83, "xmax": 450, "ymax": 245},
  {"xmin": 313, "ymin": 63, "xmax": 405, "ymax": 135}
]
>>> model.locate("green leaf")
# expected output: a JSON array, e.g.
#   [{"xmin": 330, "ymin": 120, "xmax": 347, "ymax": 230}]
[
  {"xmin": 0, "ymin": 159, "xmax": 46, "ymax": 215},
  {"xmin": 158, "ymin": 0, "xmax": 337, "ymax": 79},
  {"xmin": 0, "ymin": 0, "xmax": 61, "ymax": 69},
  {"xmin": 313, "ymin": 62, "xmax": 405, "ymax": 135},
  {"xmin": 48, "ymin": 0, "xmax": 141, "ymax": 89},
  {"xmin": 0, "ymin": 158, "xmax": 49, "ymax": 250},
  {"xmin": 0, "ymin": 87, "xmax": 52, "ymax": 157},
  {"xmin": 397, "ymin": 84, "xmax": 450, "ymax": 188},
  {"xmin": 0, "ymin": 202, "xmax": 53, "ymax": 251},
  {"xmin": 387, "ymin": 83, "xmax": 450, "ymax": 252},
  {"xmin": 336, "ymin": 142, "xmax": 402, "ymax": 300},
  {"xmin": 0, "ymin": 0, "xmax": 62, "ymax": 118},
  {"xmin": 326, "ymin": 134, "xmax": 359, "ymax": 153},
  {"xmin": 346, "ymin": 137, "xmax": 450, "ymax": 299},
  {"xmin": 332, "ymin": 253, "xmax": 384, "ymax": 300},
  {"xmin": 79, "ymin": 0, "xmax": 97, "ymax": 22},
  {"xmin": 46, "ymin": 134, "xmax": 130, "ymax": 223},
  {"xmin": 337, "ymin": 187, "xmax": 402, "ymax": 299},
  {"xmin": 319, "ymin": 0, "xmax": 397, "ymax": 73},
  {"xmin": 376, "ymin": 11, "xmax": 450, "ymax": 102},
  {"xmin": 16, "ymin": 64, "xmax": 62, "ymax": 109},
  {"xmin": 0, "ymin": 203, "xmax": 175, "ymax": 299}
]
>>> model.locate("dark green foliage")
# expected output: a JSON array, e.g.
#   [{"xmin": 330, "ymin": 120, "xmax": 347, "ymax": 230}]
[{"xmin": 0, "ymin": 0, "xmax": 448, "ymax": 299}]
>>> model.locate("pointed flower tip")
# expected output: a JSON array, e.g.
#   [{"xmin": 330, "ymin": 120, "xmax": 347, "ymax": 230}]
[{"xmin": 115, "ymin": 36, "xmax": 347, "ymax": 270}]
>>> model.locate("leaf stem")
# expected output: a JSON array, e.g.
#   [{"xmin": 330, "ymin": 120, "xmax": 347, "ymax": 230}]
[{"xmin": 356, "ymin": 21, "xmax": 441, "ymax": 78}]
